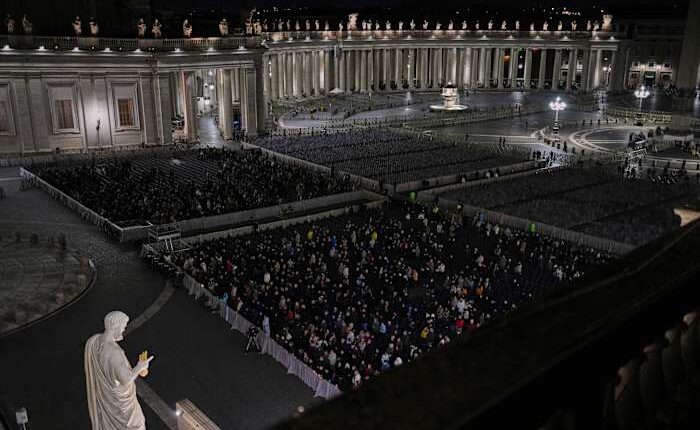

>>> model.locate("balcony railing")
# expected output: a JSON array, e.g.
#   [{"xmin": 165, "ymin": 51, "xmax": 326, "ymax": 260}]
[{"xmin": 0, "ymin": 35, "xmax": 261, "ymax": 51}]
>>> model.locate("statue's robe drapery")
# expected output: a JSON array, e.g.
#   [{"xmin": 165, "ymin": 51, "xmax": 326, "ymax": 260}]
[{"xmin": 85, "ymin": 334, "xmax": 146, "ymax": 430}]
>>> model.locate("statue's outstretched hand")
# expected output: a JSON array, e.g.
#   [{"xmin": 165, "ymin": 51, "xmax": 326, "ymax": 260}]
[{"xmin": 134, "ymin": 355, "xmax": 154, "ymax": 375}]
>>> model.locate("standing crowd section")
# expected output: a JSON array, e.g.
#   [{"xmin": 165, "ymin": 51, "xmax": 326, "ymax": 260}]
[
  {"xmin": 161, "ymin": 200, "xmax": 611, "ymax": 391},
  {"xmin": 27, "ymin": 148, "xmax": 354, "ymax": 225},
  {"xmin": 440, "ymin": 165, "xmax": 700, "ymax": 247},
  {"xmin": 252, "ymin": 130, "xmax": 529, "ymax": 184}
]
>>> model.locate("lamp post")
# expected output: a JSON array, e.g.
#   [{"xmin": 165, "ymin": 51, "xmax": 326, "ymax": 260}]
[
  {"xmin": 634, "ymin": 85, "xmax": 650, "ymax": 125},
  {"xmin": 549, "ymin": 96, "xmax": 566, "ymax": 141}
]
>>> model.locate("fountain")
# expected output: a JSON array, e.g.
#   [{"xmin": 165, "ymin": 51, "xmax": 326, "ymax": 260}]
[{"xmin": 430, "ymin": 84, "xmax": 468, "ymax": 111}]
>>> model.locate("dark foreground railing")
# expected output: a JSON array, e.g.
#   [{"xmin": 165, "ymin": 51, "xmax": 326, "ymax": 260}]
[{"xmin": 274, "ymin": 219, "xmax": 700, "ymax": 430}]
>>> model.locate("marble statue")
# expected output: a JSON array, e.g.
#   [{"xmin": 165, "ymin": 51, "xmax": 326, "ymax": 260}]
[
  {"xmin": 361, "ymin": 20, "xmax": 366, "ymax": 30},
  {"xmin": 219, "ymin": 18, "xmax": 228, "ymax": 36},
  {"xmin": 5, "ymin": 14, "xmax": 15, "ymax": 34},
  {"xmin": 422, "ymin": 20, "xmax": 428, "ymax": 30},
  {"xmin": 315, "ymin": 20, "xmax": 319, "ymax": 30},
  {"xmin": 182, "ymin": 19, "xmax": 192, "ymax": 37},
  {"xmin": 386, "ymin": 20, "xmax": 391, "ymax": 30},
  {"xmin": 488, "ymin": 20, "xmax": 493, "ymax": 30},
  {"xmin": 348, "ymin": 13, "xmax": 358, "ymax": 31},
  {"xmin": 593, "ymin": 21, "xmax": 599, "ymax": 31},
  {"xmin": 305, "ymin": 20, "xmax": 310, "ymax": 31},
  {"xmin": 501, "ymin": 20, "xmax": 507, "ymax": 30},
  {"xmin": 286, "ymin": 19, "xmax": 291, "ymax": 30},
  {"xmin": 542, "ymin": 21, "xmax": 548, "ymax": 31},
  {"xmin": 85, "ymin": 311, "xmax": 153, "ymax": 430},
  {"xmin": 475, "ymin": 21, "xmax": 480, "ymax": 30},
  {"xmin": 530, "ymin": 22, "xmax": 535, "ymax": 31},
  {"xmin": 263, "ymin": 20, "xmax": 268, "ymax": 31},
  {"xmin": 253, "ymin": 21, "xmax": 261, "ymax": 35},
  {"xmin": 571, "ymin": 21, "xmax": 577, "ymax": 31},
  {"xmin": 73, "ymin": 16, "xmax": 82, "ymax": 36},
  {"xmin": 557, "ymin": 21, "xmax": 562, "ymax": 31},
  {"xmin": 448, "ymin": 21, "xmax": 453, "ymax": 30},
  {"xmin": 151, "ymin": 19, "xmax": 161, "ymax": 38},
  {"xmin": 324, "ymin": 21, "xmax": 329, "ymax": 31},
  {"xmin": 515, "ymin": 20, "xmax": 520, "ymax": 30},
  {"xmin": 435, "ymin": 22, "xmax": 441, "ymax": 30},
  {"xmin": 410, "ymin": 20, "xmax": 415, "ymax": 30},
  {"xmin": 89, "ymin": 17, "xmax": 98, "ymax": 36},
  {"xmin": 136, "ymin": 18, "xmax": 146, "ymax": 37},
  {"xmin": 586, "ymin": 20, "xmax": 592, "ymax": 31},
  {"xmin": 602, "ymin": 14, "xmax": 612, "ymax": 31},
  {"xmin": 462, "ymin": 21, "xmax": 467, "ymax": 30},
  {"xmin": 398, "ymin": 21, "xmax": 403, "ymax": 31},
  {"xmin": 294, "ymin": 20, "xmax": 300, "ymax": 31},
  {"xmin": 22, "ymin": 14, "xmax": 32, "ymax": 35},
  {"xmin": 338, "ymin": 22, "xmax": 343, "ymax": 31}
]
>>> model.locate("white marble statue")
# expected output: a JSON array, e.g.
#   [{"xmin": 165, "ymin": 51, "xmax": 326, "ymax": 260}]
[
  {"xmin": 515, "ymin": 20, "xmax": 520, "ymax": 30},
  {"xmin": 593, "ymin": 21, "xmax": 599, "ymax": 31},
  {"xmin": 219, "ymin": 18, "xmax": 228, "ymax": 36},
  {"xmin": 542, "ymin": 21, "xmax": 548, "ymax": 31},
  {"xmin": 22, "ymin": 14, "xmax": 32, "ymax": 35},
  {"xmin": 435, "ymin": 22, "xmax": 441, "ymax": 30},
  {"xmin": 263, "ymin": 20, "xmax": 268, "ymax": 31},
  {"xmin": 462, "ymin": 21, "xmax": 467, "ymax": 30},
  {"xmin": 501, "ymin": 20, "xmax": 507, "ymax": 30},
  {"xmin": 315, "ymin": 19, "xmax": 319, "ymax": 30},
  {"xmin": 305, "ymin": 20, "xmax": 310, "ymax": 31},
  {"xmin": 448, "ymin": 20, "xmax": 453, "ymax": 30},
  {"xmin": 557, "ymin": 21, "xmax": 562, "ymax": 31},
  {"xmin": 5, "ymin": 14, "xmax": 15, "ymax": 34},
  {"xmin": 422, "ymin": 20, "xmax": 428, "ymax": 30},
  {"xmin": 286, "ymin": 19, "xmax": 291, "ymax": 30},
  {"xmin": 89, "ymin": 17, "xmax": 98, "ymax": 36},
  {"xmin": 151, "ymin": 19, "xmax": 161, "ymax": 38},
  {"xmin": 361, "ymin": 20, "xmax": 366, "ymax": 30},
  {"xmin": 602, "ymin": 14, "xmax": 612, "ymax": 31},
  {"xmin": 586, "ymin": 20, "xmax": 592, "ymax": 31},
  {"xmin": 85, "ymin": 311, "xmax": 154, "ymax": 430},
  {"xmin": 571, "ymin": 21, "xmax": 577, "ymax": 31},
  {"xmin": 338, "ymin": 22, "xmax": 344, "ymax": 31},
  {"xmin": 488, "ymin": 20, "xmax": 493, "ymax": 30},
  {"xmin": 182, "ymin": 19, "xmax": 192, "ymax": 37},
  {"xmin": 530, "ymin": 22, "xmax": 535, "ymax": 31},
  {"xmin": 410, "ymin": 20, "xmax": 415, "ymax": 30},
  {"xmin": 136, "ymin": 18, "xmax": 146, "ymax": 37},
  {"xmin": 386, "ymin": 20, "xmax": 391, "ymax": 30},
  {"xmin": 324, "ymin": 21, "xmax": 329, "ymax": 31},
  {"xmin": 398, "ymin": 21, "xmax": 403, "ymax": 30},
  {"xmin": 73, "ymin": 16, "xmax": 82, "ymax": 36},
  {"xmin": 475, "ymin": 21, "xmax": 480, "ymax": 30},
  {"xmin": 348, "ymin": 13, "xmax": 358, "ymax": 31},
  {"xmin": 295, "ymin": 20, "xmax": 300, "ymax": 31}
]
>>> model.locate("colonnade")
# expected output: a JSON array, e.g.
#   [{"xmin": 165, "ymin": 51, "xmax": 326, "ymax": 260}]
[{"xmin": 265, "ymin": 45, "xmax": 621, "ymax": 99}]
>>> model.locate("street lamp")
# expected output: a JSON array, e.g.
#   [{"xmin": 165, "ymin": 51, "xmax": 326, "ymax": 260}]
[
  {"xmin": 549, "ymin": 96, "xmax": 566, "ymax": 141},
  {"xmin": 634, "ymin": 85, "xmax": 650, "ymax": 125}
]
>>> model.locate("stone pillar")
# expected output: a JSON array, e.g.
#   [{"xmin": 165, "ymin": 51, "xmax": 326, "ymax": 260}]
[
  {"xmin": 565, "ymin": 49, "xmax": 577, "ymax": 91},
  {"xmin": 270, "ymin": 55, "xmax": 279, "ymax": 100},
  {"xmin": 471, "ymin": 48, "xmax": 479, "ymax": 88},
  {"xmin": 323, "ymin": 50, "xmax": 330, "ymax": 92},
  {"xmin": 448, "ymin": 47, "xmax": 457, "ymax": 85},
  {"xmin": 608, "ymin": 51, "xmax": 617, "ymax": 92},
  {"xmin": 478, "ymin": 47, "xmax": 487, "ymax": 87},
  {"xmin": 592, "ymin": 49, "xmax": 603, "ymax": 89},
  {"xmin": 463, "ymin": 47, "xmax": 473, "ymax": 88},
  {"xmin": 580, "ymin": 49, "xmax": 591, "ymax": 92},
  {"xmin": 359, "ymin": 50, "xmax": 367, "ymax": 92},
  {"xmin": 373, "ymin": 50, "xmax": 380, "ymax": 91},
  {"xmin": 346, "ymin": 50, "xmax": 353, "ymax": 92},
  {"xmin": 496, "ymin": 48, "xmax": 504, "ymax": 89},
  {"xmin": 421, "ymin": 48, "xmax": 429, "ymax": 88},
  {"xmin": 354, "ymin": 50, "xmax": 362, "ymax": 92},
  {"xmin": 523, "ymin": 48, "xmax": 533, "ymax": 88},
  {"xmin": 339, "ymin": 50, "xmax": 346, "ymax": 92},
  {"xmin": 537, "ymin": 49, "xmax": 547, "ymax": 90},
  {"xmin": 184, "ymin": 71, "xmax": 197, "ymax": 141},
  {"xmin": 484, "ymin": 48, "xmax": 492, "ymax": 87},
  {"xmin": 244, "ymin": 67, "xmax": 262, "ymax": 136},
  {"xmin": 279, "ymin": 53, "xmax": 287, "ymax": 97},
  {"xmin": 552, "ymin": 49, "xmax": 562, "ymax": 90},
  {"xmin": 220, "ymin": 69, "xmax": 233, "ymax": 139},
  {"xmin": 509, "ymin": 47, "xmax": 519, "ymax": 88}
]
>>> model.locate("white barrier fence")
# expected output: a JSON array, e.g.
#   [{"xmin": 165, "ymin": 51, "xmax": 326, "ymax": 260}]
[{"xmin": 182, "ymin": 275, "xmax": 341, "ymax": 400}]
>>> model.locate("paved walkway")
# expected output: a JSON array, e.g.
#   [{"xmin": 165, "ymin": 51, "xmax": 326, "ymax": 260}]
[{"xmin": 0, "ymin": 166, "xmax": 316, "ymax": 429}]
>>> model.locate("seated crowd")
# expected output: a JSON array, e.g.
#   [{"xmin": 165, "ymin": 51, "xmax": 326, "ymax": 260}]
[
  {"xmin": 443, "ymin": 165, "xmax": 698, "ymax": 246},
  {"xmin": 32, "ymin": 148, "xmax": 353, "ymax": 224},
  {"xmin": 169, "ymin": 200, "xmax": 610, "ymax": 391},
  {"xmin": 253, "ymin": 130, "xmax": 527, "ymax": 184}
]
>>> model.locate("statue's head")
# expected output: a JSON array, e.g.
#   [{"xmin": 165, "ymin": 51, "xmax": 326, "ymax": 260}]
[{"xmin": 104, "ymin": 311, "xmax": 129, "ymax": 342}]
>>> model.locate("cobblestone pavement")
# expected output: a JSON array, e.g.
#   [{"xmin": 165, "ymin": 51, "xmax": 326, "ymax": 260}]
[{"xmin": 0, "ymin": 166, "xmax": 316, "ymax": 429}]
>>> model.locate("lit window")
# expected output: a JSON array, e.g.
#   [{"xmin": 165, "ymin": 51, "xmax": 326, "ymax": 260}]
[
  {"xmin": 117, "ymin": 98, "xmax": 135, "ymax": 127},
  {"xmin": 54, "ymin": 100, "xmax": 74, "ymax": 130}
]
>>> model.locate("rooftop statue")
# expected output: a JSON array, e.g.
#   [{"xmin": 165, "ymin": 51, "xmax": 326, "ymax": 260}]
[
  {"xmin": 448, "ymin": 20, "xmax": 453, "ymax": 30},
  {"xmin": 219, "ymin": 18, "xmax": 228, "ymax": 36},
  {"xmin": 182, "ymin": 19, "xmax": 192, "ymax": 37},
  {"xmin": 530, "ymin": 22, "xmax": 535, "ymax": 31},
  {"xmin": 571, "ymin": 21, "xmax": 577, "ymax": 31},
  {"xmin": 263, "ymin": 20, "xmax": 268, "ymax": 31},
  {"xmin": 136, "ymin": 18, "xmax": 146, "ymax": 38},
  {"xmin": 151, "ymin": 19, "xmax": 161, "ymax": 38},
  {"xmin": 398, "ymin": 21, "xmax": 403, "ymax": 31},
  {"xmin": 22, "ymin": 14, "xmax": 32, "ymax": 35},
  {"xmin": 315, "ymin": 19, "xmax": 320, "ymax": 30},
  {"xmin": 475, "ymin": 21, "xmax": 480, "ymax": 30},
  {"xmin": 295, "ymin": 20, "xmax": 300, "ymax": 31},
  {"xmin": 462, "ymin": 21, "xmax": 467, "ymax": 30},
  {"xmin": 348, "ymin": 13, "xmax": 358, "ymax": 31},
  {"xmin": 542, "ymin": 21, "xmax": 548, "ymax": 31},
  {"xmin": 386, "ymin": 20, "xmax": 391, "ymax": 30},
  {"xmin": 73, "ymin": 16, "xmax": 82, "ymax": 36},
  {"xmin": 586, "ymin": 20, "xmax": 592, "ymax": 31},
  {"xmin": 339, "ymin": 22, "xmax": 344, "ymax": 31},
  {"xmin": 89, "ymin": 17, "xmax": 98, "ymax": 36},
  {"xmin": 515, "ymin": 20, "xmax": 520, "ymax": 30},
  {"xmin": 557, "ymin": 21, "xmax": 562, "ymax": 31},
  {"xmin": 435, "ymin": 22, "xmax": 441, "ymax": 30},
  {"xmin": 501, "ymin": 20, "xmax": 507, "ymax": 30},
  {"xmin": 602, "ymin": 14, "xmax": 612, "ymax": 31},
  {"xmin": 324, "ymin": 21, "xmax": 329, "ymax": 31},
  {"xmin": 593, "ymin": 21, "xmax": 599, "ymax": 31},
  {"xmin": 253, "ymin": 20, "xmax": 262, "ymax": 35},
  {"xmin": 423, "ymin": 20, "xmax": 428, "ymax": 30},
  {"xmin": 488, "ymin": 20, "xmax": 493, "ymax": 30},
  {"xmin": 410, "ymin": 19, "xmax": 415, "ymax": 30},
  {"xmin": 305, "ymin": 20, "xmax": 310, "ymax": 31},
  {"xmin": 361, "ymin": 20, "xmax": 366, "ymax": 30},
  {"xmin": 286, "ymin": 19, "xmax": 291, "ymax": 30},
  {"xmin": 85, "ymin": 311, "xmax": 154, "ymax": 430},
  {"xmin": 5, "ymin": 14, "xmax": 15, "ymax": 34}
]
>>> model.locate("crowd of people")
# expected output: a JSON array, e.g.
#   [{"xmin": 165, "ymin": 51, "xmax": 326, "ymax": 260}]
[
  {"xmin": 253, "ymin": 130, "xmax": 527, "ymax": 184},
  {"xmin": 443, "ymin": 165, "xmax": 698, "ymax": 246},
  {"xmin": 168, "ymin": 200, "xmax": 611, "ymax": 391},
  {"xmin": 32, "ymin": 148, "xmax": 353, "ymax": 224}
]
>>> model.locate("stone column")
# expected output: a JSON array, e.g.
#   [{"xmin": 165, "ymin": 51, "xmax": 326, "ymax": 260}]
[
  {"xmin": 523, "ymin": 48, "xmax": 533, "ymax": 88},
  {"xmin": 334, "ymin": 49, "xmax": 340, "ymax": 91},
  {"xmin": 463, "ymin": 47, "xmax": 473, "ymax": 88},
  {"xmin": 565, "ymin": 49, "xmax": 577, "ymax": 91},
  {"xmin": 592, "ymin": 49, "xmax": 603, "ymax": 89},
  {"xmin": 312, "ymin": 51, "xmax": 320, "ymax": 95},
  {"xmin": 479, "ymin": 47, "xmax": 488, "ymax": 87},
  {"xmin": 220, "ymin": 69, "xmax": 233, "ymax": 139},
  {"xmin": 279, "ymin": 53, "xmax": 287, "ymax": 97},
  {"xmin": 270, "ymin": 55, "xmax": 279, "ymax": 100},
  {"xmin": 304, "ymin": 52, "xmax": 312, "ymax": 96},
  {"xmin": 509, "ymin": 47, "xmax": 519, "ymax": 88},
  {"xmin": 537, "ymin": 49, "xmax": 547, "ymax": 90},
  {"xmin": 496, "ymin": 48, "xmax": 505, "ymax": 89},
  {"xmin": 552, "ymin": 49, "xmax": 562, "ymax": 90},
  {"xmin": 323, "ymin": 50, "xmax": 330, "ymax": 92},
  {"xmin": 420, "ymin": 48, "xmax": 429, "ymax": 88},
  {"xmin": 360, "ymin": 50, "xmax": 367, "ymax": 92},
  {"xmin": 374, "ymin": 50, "xmax": 380, "ymax": 91},
  {"xmin": 184, "ymin": 71, "xmax": 197, "ymax": 141},
  {"xmin": 471, "ymin": 48, "xmax": 479, "ymax": 88},
  {"xmin": 346, "ymin": 50, "xmax": 353, "ymax": 92},
  {"xmin": 607, "ymin": 50, "xmax": 617, "ymax": 91},
  {"xmin": 484, "ymin": 48, "xmax": 492, "ymax": 86},
  {"xmin": 448, "ymin": 47, "xmax": 457, "ymax": 85},
  {"xmin": 406, "ymin": 49, "xmax": 414, "ymax": 89},
  {"xmin": 339, "ymin": 50, "xmax": 346, "ymax": 92}
]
